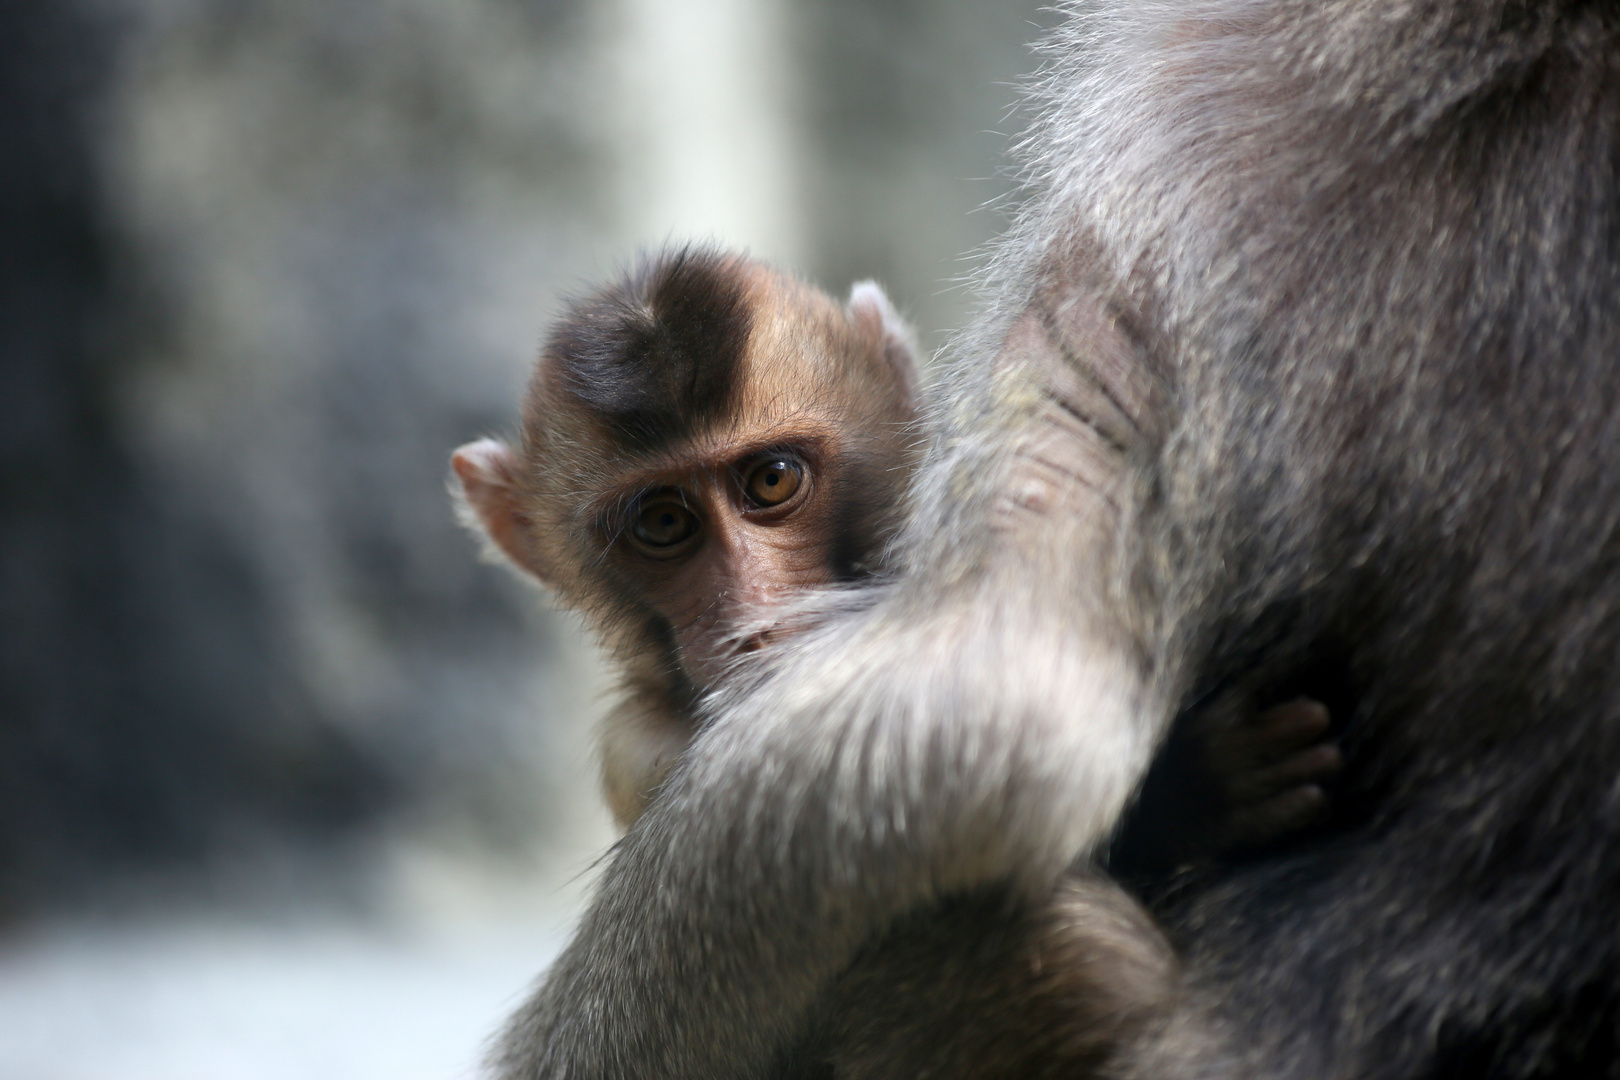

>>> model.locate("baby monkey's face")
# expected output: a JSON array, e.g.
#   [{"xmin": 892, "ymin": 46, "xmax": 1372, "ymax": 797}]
[
  {"xmin": 593, "ymin": 413, "xmax": 900, "ymax": 690},
  {"xmin": 454, "ymin": 251, "xmax": 922, "ymax": 707},
  {"xmin": 552, "ymin": 265, "xmax": 921, "ymax": 693}
]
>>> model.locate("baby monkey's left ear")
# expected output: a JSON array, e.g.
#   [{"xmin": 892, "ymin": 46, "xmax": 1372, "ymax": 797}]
[
  {"xmin": 451, "ymin": 437, "xmax": 555, "ymax": 585},
  {"xmin": 847, "ymin": 281, "xmax": 920, "ymax": 409}
]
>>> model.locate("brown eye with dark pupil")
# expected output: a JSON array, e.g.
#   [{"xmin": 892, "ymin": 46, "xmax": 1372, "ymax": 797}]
[
  {"xmin": 745, "ymin": 458, "xmax": 803, "ymax": 507},
  {"xmin": 632, "ymin": 502, "xmax": 697, "ymax": 548}
]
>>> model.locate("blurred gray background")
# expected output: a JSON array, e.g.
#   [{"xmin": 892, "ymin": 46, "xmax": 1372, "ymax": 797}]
[{"xmin": 0, "ymin": 0, "xmax": 1049, "ymax": 1074}]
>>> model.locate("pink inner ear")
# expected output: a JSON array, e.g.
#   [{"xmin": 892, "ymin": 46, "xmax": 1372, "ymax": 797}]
[
  {"xmin": 453, "ymin": 437, "xmax": 523, "ymax": 492},
  {"xmin": 452, "ymin": 438, "xmax": 552, "ymax": 582}
]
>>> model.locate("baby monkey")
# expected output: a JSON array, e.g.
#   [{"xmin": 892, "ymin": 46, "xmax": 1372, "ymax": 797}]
[
  {"xmin": 455, "ymin": 246, "xmax": 1337, "ymax": 843},
  {"xmin": 455, "ymin": 247, "xmax": 923, "ymax": 825}
]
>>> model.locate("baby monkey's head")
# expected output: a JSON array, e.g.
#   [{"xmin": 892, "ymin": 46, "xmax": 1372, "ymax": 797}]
[{"xmin": 455, "ymin": 246, "xmax": 922, "ymax": 695}]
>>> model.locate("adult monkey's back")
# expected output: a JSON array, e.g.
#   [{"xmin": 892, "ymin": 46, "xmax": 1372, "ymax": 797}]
[{"xmin": 496, "ymin": 2, "xmax": 1620, "ymax": 1077}]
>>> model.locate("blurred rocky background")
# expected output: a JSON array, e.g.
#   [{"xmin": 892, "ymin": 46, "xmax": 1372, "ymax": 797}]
[{"xmin": 0, "ymin": 0, "xmax": 1047, "ymax": 1075}]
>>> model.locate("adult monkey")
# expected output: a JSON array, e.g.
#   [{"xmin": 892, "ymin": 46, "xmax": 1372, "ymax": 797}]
[{"xmin": 497, "ymin": 1, "xmax": 1620, "ymax": 1077}]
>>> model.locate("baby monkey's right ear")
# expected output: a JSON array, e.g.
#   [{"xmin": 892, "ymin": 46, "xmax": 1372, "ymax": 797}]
[
  {"xmin": 847, "ymin": 281, "xmax": 920, "ymax": 409},
  {"xmin": 451, "ymin": 438, "xmax": 553, "ymax": 584}
]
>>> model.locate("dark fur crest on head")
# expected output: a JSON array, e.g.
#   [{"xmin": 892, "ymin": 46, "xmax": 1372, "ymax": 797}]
[{"xmin": 544, "ymin": 246, "xmax": 753, "ymax": 454}]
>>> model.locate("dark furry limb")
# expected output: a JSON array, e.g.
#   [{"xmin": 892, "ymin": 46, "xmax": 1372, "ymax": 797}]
[{"xmin": 806, "ymin": 875, "xmax": 1177, "ymax": 1080}]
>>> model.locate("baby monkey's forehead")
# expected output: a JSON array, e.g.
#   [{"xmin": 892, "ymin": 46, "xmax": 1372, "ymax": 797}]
[
  {"xmin": 734, "ymin": 272, "xmax": 878, "ymax": 413},
  {"xmin": 529, "ymin": 247, "xmax": 900, "ymax": 479}
]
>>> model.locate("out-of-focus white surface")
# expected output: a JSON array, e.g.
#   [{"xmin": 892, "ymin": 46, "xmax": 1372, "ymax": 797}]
[
  {"xmin": 0, "ymin": 909, "xmax": 567, "ymax": 1080},
  {"xmin": 0, "ymin": 840, "xmax": 608, "ymax": 1080},
  {"xmin": 602, "ymin": 0, "xmax": 805, "ymax": 262}
]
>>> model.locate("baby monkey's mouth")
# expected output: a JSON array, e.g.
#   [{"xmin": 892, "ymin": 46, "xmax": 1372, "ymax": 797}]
[
  {"xmin": 736, "ymin": 628, "xmax": 777, "ymax": 654},
  {"xmin": 689, "ymin": 620, "xmax": 785, "ymax": 689}
]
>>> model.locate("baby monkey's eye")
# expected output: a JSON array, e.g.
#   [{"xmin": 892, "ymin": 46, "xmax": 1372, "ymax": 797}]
[
  {"xmin": 631, "ymin": 500, "xmax": 699, "ymax": 550},
  {"xmin": 744, "ymin": 456, "xmax": 804, "ymax": 508}
]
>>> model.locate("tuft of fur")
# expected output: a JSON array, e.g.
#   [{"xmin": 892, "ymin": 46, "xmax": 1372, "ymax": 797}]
[{"xmin": 545, "ymin": 246, "xmax": 754, "ymax": 454}]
